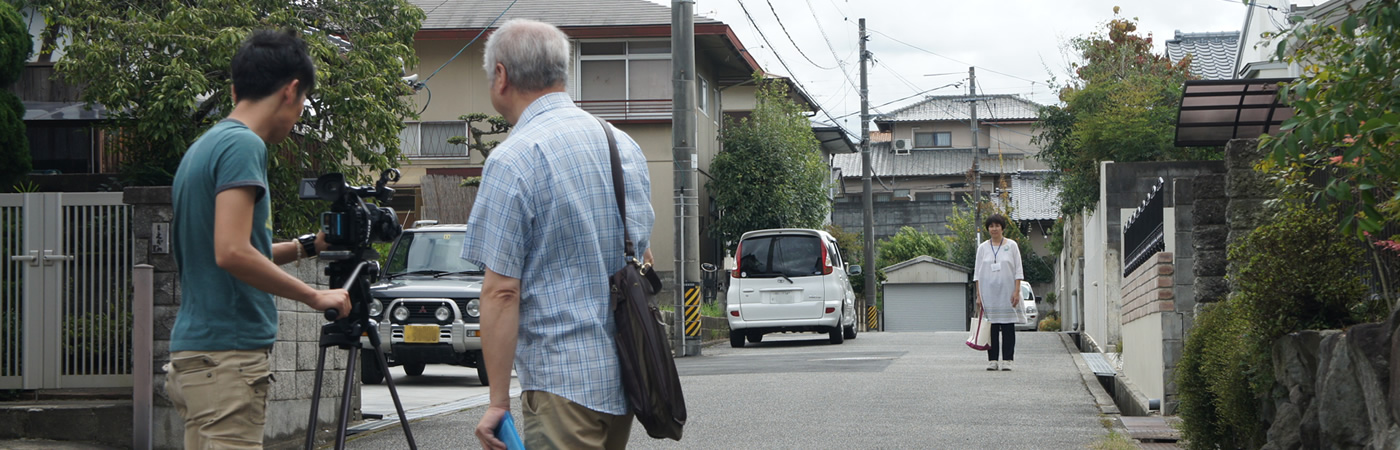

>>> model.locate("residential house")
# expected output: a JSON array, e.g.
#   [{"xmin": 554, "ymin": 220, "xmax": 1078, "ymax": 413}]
[
  {"xmin": 401, "ymin": 0, "xmax": 816, "ymax": 279},
  {"xmin": 1165, "ymin": 30, "xmax": 1240, "ymax": 80},
  {"xmin": 830, "ymin": 94, "xmax": 1056, "ymax": 259}
]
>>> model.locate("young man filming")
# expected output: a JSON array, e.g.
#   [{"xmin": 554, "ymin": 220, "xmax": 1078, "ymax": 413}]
[{"xmin": 165, "ymin": 29, "xmax": 351, "ymax": 449}]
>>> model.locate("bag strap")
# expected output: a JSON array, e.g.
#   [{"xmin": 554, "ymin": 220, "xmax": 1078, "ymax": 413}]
[{"xmin": 597, "ymin": 116, "xmax": 636, "ymax": 258}]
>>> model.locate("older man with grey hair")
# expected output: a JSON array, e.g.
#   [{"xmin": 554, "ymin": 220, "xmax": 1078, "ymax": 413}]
[{"xmin": 462, "ymin": 18, "xmax": 655, "ymax": 450}]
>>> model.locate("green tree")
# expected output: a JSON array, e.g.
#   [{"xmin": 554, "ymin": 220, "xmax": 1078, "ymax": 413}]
[
  {"xmin": 449, "ymin": 112, "xmax": 511, "ymax": 187},
  {"xmin": 0, "ymin": 1, "xmax": 30, "ymax": 191},
  {"xmin": 1033, "ymin": 11, "xmax": 1217, "ymax": 216},
  {"xmin": 875, "ymin": 226, "xmax": 946, "ymax": 271},
  {"xmin": 1260, "ymin": 1, "xmax": 1400, "ymax": 238},
  {"xmin": 37, "ymin": 0, "xmax": 424, "ymax": 236},
  {"xmin": 944, "ymin": 193, "xmax": 1054, "ymax": 284},
  {"xmin": 708, "ymin": 76, "xmax": 829, "ymax": 250}
]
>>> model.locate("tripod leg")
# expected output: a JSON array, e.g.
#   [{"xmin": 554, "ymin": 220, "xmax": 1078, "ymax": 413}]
[
  {"xmin": 305, "ymin": 344, "xmax": 330, "ymax": 450},
  {"xmin": 334, "ymin": 348, "xmax": 358, "ymax": 450},
  {"xmin": 374, "ymin": 347, "xmax": 418, "ymax": 449}
]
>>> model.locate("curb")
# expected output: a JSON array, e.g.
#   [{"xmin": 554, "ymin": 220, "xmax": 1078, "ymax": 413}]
[{"xmin": 1059, "ymin": 332, "xmax": 1120, "ymax": 416}]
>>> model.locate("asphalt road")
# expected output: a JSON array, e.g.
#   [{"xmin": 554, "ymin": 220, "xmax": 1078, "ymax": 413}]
[{"xmin": 346, "ymin": 331, "xmax": 1107, "ymax": 449}]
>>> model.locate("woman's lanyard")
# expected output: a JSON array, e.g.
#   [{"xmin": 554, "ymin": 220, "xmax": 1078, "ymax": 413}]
[{"xmin": 990, "ymin": 240, "xmax": 1004, "ymax": 271}]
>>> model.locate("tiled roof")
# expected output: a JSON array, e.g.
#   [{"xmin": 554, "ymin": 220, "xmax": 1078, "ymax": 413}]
[
  {"xmin": 1165, "ymin": 31, "xmax": 1240, "ymax": 81},
  {"xmin": 878, "ymin": 94, "xmax": 1042, "ymax": 123},
  {"xmin": 1008, "ymin": 171, "xmax": 1060, "ymax": 221},
  {"xmin": 831, "ymin": 142, "xmax": 1024, "ymax": 177},
  {"xmin": 408, "ymin": 0, "xmax": 718, "ymax": 30}
]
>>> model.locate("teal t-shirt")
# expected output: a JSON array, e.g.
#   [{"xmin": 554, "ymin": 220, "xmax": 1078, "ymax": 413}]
[{"xmin": 169, "ymin": 119, "xmax": 276, "ymax": 352}]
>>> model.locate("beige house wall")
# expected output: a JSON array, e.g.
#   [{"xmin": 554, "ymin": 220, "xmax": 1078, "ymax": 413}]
[
  {"xmin": 887, "ymin": 122, "xmax": 1046, "ymax": 170},
  {"xmin": 391, "ymin": 38, "xmax": 736, "ymax": 274}
]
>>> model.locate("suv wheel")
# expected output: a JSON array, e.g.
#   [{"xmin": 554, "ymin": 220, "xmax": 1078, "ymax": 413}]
[
  {"xmin": 746, "ymin": 333, "xmax": 764, "ymax": 343},
  {"xmin": 843, "ymin": 323, "xmax": 857, "ymax": 340},
  {"xmin": 828, "ymin": 317, "xmax": 845, "ymax": 345},
  {"xmin": 403, "ymin": 361, "xmax": 426, "ymax": 377},
  {"xmin": 730, "ymin": 330, "xmax": 746, "ymax": 348},
  {"xmin": 474, "ymin": 351, "xmax": 490, "ymax": 386},
  {"xmin": 360, "ymin": 350, "xmax": 384, "ymax": 385}
]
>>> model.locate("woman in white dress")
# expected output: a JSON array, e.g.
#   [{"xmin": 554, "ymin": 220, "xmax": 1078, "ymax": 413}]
[{"xmin": 974, "ymin": 214, "xmax": 1024, "ymax": 371}]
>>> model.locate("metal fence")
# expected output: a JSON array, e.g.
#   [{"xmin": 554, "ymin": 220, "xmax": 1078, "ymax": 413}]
[
  {"xmin": 1122, "ymin": 178, "xmax": 1166, "ymax": 277},
  {"xmin": 0, "ymin": 193, "xmax": 131, "ymax": 389}
]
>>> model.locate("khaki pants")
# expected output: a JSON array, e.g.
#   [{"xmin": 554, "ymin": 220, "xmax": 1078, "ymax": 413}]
[
  {"xmin": 522, "ymin": 390, "xmax": 634, "ymax": 450},
  {"xmin": 164, "ymin": 349, "xmax": 273, "ymax": 449}
]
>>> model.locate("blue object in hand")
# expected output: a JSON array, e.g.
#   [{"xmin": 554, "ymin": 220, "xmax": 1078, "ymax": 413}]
[{"xmin": 494, "ymin": 413, "xmax": 526, "ymax": 450}]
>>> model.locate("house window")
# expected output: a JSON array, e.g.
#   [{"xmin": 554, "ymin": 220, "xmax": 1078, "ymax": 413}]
[
  {"xmin": 400, "ymin": 121, "xmax": 468, "ymax": 158},
  {"xmin": 698, "ymin": 76, "xmax": 709, "ymax": 116},
  {"xmin": 893, "ymin": 189, "xmax": 912, "ymax": 200},
  {"xmin": 875, "ymin": 193, "xmax": 892, "ymax": 202},
  {"xmin": 915, "ymin": 132, "xmax": 952, "ymax": 148},
  {"xmin": 579, "ymin": 41, "xmax": 672, "ymax": 101}
]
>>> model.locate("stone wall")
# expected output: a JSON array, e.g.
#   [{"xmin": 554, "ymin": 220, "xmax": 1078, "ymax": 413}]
[
  {"xmin": 832, "ymin": 199, "xmax": 961, "ymax": 242},
  {"xmin": 124, "ymin": 187, "xmax": 353, "ymax": 450},
  {"xmin": 1264, "ymin": 318, "xmax": 1400, "ymax": 449}
]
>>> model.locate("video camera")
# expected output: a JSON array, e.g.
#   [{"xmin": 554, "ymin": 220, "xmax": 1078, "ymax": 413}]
[{"xmin": 299, "ymin": 169, "xmax": 403, "ymax": 258}]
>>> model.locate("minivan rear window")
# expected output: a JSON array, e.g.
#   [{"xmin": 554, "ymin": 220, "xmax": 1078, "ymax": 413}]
[{"xmin": 738, "ymin": 235, "xmax": 822, "ymax": 278}]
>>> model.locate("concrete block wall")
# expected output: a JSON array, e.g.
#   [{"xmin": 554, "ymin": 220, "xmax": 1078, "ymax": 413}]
[{"xmin": 125, "ymin": 187, "xmax": 354, "ymax": 450}]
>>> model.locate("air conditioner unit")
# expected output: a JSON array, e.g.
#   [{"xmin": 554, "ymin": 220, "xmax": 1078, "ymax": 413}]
[{"xmin": 893, "ymin": 139, "xmax": 912, "ymax": 155}]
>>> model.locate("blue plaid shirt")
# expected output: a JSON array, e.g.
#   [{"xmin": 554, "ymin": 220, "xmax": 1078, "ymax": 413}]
[{"xmin": 461, "ymin": 92, "xmax": 654, "ymax": 415}]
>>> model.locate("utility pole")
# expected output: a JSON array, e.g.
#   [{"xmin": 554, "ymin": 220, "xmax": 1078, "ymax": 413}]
[
  {"xmin": 969, "ymin": 67, "xmax": 981, "ymax": 243},
  {"xmin": 671, "ymin": 0, "xmax": 700, "ymax": 356},
  {"xmin": 859, "ymin": 19, "xmax": 875, "ymax": 330}
]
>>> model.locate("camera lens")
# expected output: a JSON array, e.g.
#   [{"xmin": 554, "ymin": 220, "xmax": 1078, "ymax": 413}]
[
  {"xmin": 369, "ymin": 299, "xmax": 383, "ymax": 317},
  {"xmin": 434, "ymin": 306, "xmax": 451, "ymax": 322},
  {"xmin": 465, "ymin": 299, "xmax": 480, "ymax": 318},
  {"xmin": 392, "ymin": 306, "xmax": 409, "ymax": 322}
]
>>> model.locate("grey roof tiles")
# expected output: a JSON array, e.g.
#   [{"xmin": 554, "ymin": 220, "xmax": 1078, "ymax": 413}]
[
  {"xmin": 878, "ymin": 94, "xmax": 1042, "ymax": 123},
  {"xmin": 1165, "ymin": 30, "xmax": 1240, "ymax": 80}
]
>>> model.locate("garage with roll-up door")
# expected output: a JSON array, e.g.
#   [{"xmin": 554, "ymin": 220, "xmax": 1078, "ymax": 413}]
[{"xmin": 881, "ymin": 256, "xmax": 972, "ymax": 332}]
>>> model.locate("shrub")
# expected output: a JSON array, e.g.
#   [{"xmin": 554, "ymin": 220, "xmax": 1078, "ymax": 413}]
[
  {"xmin": 1037, "ymin": 316, "xmax": 1060, "ymax": 332},
  {"xmin": 1176, "ymin": 301, "xmax": 1259, "ymax": 449}
]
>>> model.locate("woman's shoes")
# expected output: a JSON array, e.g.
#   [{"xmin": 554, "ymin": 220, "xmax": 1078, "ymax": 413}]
[
  {"xmin": 986, "ymin": 361, "xmax": 999, "ymax": 371},
  {"xmin": 1001, "ymin": 360, "xmax": 1013, "ymax": 371}
]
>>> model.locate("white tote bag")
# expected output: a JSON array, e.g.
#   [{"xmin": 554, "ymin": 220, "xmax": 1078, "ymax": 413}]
[{"xmin": 966, "ymin": 309, "xmax": 991, "ymax": 351}]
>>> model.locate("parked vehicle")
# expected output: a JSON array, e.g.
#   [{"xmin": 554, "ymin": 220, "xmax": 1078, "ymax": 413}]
[
  {"xmin": 725, "ymin": 228, "xmax": 860, "ymax": 347},
  {"xmin": 362, "ymin": 221, "xmax": 488, "ymax": 385},
  {"xmin": 1016, "ymin": 281, "xmax": 1039, "ymax": 331}
]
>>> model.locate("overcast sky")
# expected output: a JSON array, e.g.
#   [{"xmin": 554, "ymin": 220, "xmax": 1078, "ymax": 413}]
[{"xmin": 647, "ymin": 0, "xmax": 1301, "ymax": 134}]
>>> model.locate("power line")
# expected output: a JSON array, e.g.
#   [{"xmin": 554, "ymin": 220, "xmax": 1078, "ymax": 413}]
[
  {"xmin": 422, "ymin": 0, "xmax": 519, "ymax": 85},
  {"xmin": 867, "ymin": 28, "xmax": 1041, "ymax": 86},
  {"xmin": 760, "ymin": 0, "xmax": 836, "ymax": 70},
  {"xmin": 734, "ymin": 0, "xmax": 848, "ymax": 133},
  {"xmin": 805, "ymin": 0, "xmax": 860, "ymax": 93},
  {"xmin": 829, "ymin": 80, "xmax": 964, "ymax": 120}
]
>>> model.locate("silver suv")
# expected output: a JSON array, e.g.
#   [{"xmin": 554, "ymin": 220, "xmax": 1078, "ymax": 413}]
[
  {"xmin": 725, "ymin": 228, "xmax": 861, "ymax": 347},
  {"xmin": 363, "ymin": 222, "xmax": 487, "ymax": 385}
]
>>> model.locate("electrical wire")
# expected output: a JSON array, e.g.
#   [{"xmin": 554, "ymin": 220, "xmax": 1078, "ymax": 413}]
[
  {"xmin": 417, "ymin": 84, "xmax": 433, "ymax": 115},
  {"xmin": 421, "ymin": 0, "xmax": 519, "ymax": 85},
  {"xmin": 760, "ymin": 0, "xmax": 836, "ymax": 70},
  {"xmin": 867, "ymin": 28, "xmax": 1041, "ymax": 86},
  {"xmin": 828, "ymin": 80, "xmax": 964, "ymax": 121},
  {"xmin": 734, "ymin": 0, "xmax": 849, "ymax": 134},
  {"xmin": 805, "ymin": 0, "xmax": 860, "ymax": 94}
]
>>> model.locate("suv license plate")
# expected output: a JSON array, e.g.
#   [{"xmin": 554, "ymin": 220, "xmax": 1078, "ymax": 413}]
[{"xmin": 404, "ymin": 325, "xmax": 440, "ymax": 343}]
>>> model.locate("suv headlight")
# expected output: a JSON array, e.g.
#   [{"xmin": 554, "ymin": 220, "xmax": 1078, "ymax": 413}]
[
  {"xmin": 465, "ymin": 299, "xmax": 481, "ymax": 318},
  {"xmin": 435, "ymin": 305, "xmax": 451, "ymax": 322},
  {"xmin": 369, "ymin": 299, "xmax": 384, "ymax": 317},
  {"xmin": 392, "ymin": 306, "xmax": 410, "ymax": 322}
]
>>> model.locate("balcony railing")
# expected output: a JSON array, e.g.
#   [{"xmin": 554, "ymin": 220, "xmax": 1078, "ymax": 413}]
[
  {"xmin": 576, "ymin": 99, "xmax": 672, "ymax": 122},
  {"xmin": 1123, "ymin": 177, "xmax": 1166, "ymax": 277}
]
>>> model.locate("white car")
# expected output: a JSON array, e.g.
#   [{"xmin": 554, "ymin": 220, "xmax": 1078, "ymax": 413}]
[
  {"xmin": 1016, "ymin": 281, "xmax": 1039, "ymax": 331},
  {"xmin": 725, "ymin": 229, "xmax": 860, "ymax": 347}
]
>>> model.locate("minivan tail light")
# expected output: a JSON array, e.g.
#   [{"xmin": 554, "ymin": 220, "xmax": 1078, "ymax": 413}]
[
  {"xmin": 825, "ymin": 307, "xmax": 836, "ymax": 314},
  {"xmin": 821, "ymin": 241, "xmax": 833, "ymax": 275},
  {"xmin": 732, "ymin": 242, "xmax": 743, "ymax": 278},
  {"xmin": 730, "ymin": 310, "xmax": 739, "ymax": 317}
]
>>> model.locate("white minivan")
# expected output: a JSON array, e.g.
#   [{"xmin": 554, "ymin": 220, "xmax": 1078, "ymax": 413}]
[{"xmin": 725, "ymin": 229, "xmax": 861, "ymax": 347}]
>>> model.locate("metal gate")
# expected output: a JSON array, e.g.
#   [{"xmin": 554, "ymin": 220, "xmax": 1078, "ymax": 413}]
[{"xmin": 1, "ymin": 192, "xmax": 132, "ymax": 389}]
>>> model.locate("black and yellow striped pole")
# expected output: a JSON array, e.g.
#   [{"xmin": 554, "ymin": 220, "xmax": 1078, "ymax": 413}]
[
  {"xmin": 684, "ymin": 284, "xmax": 701, "ymax": 337},
  {"xmin": 867, "ymin": 304, "xmax": 878, "ymax": 331}
]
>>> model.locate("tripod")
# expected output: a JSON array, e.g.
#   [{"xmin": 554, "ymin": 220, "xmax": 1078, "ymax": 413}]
[{"xmin": 304, "ymin": 258, "xmax": 417, "ymax": 450}]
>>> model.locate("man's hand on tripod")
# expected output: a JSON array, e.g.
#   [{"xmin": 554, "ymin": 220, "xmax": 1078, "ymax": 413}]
[{"xmin": 307, "ymin": 289, "xmax": 351, "ymax": 319}]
